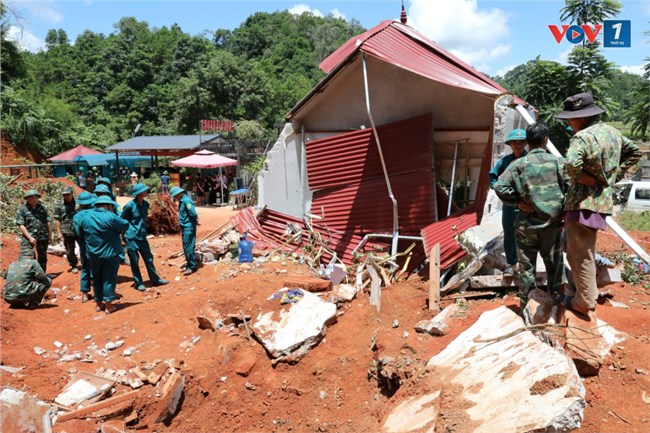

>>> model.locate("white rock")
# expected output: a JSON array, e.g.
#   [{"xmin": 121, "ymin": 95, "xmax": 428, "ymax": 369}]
[
  {"xmin": 129, "ymin": 378, "xmax": 144, "ymax": 389},
  {"xmin": 122, "ymin": 347, "xmax": 136, "ymax": 357},
  {"xmin": 253, "ymin": 288, "xmax": 337, "ymax": 360},
  {"xmin": 84, "ymin": 335, "xmax": 92, "ymax": 340},
  {"xmin": 54, "ymin": 341, "xmax": 63, "ymax": 348},
  {"xmin": 382, "ymin": 306, "xmax": 586, "ymax": 433},
  {"xmin": 414, "ymin": 304, "xmax": 459, "ymax": 336},
  {"xmin": 33, "ymin": 347, "xmax": 46, "ymax": 355},
  {"xmin": 331, "ymin": 283, "xmax": 357, "ymax": 303},
  {"xmin": 392, "ymin": 320, "xmax": 399, "ymax": 329},
  {"xmin": 105, "ymin": 340, "xmax": 124, "ymax": 351},
  {"xmin": 59, "ymin": 353, "xmax": 82, "ymax": 362}
]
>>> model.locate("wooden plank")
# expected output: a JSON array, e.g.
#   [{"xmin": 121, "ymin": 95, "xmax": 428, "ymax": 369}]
[
  {"xmin": 442, "ymin": 291, "xmax": 497, "ymax": 300},
  {"xmin": 366, "ymin": 264, "xmax": 382, "ymax": 312},
  {"xmin": 429, "ymin": 244, "xmax": 441, "ymax": 311},
  {"xmin": 56, "ymin": 390, "xmax": 140, "ymax": 423}
]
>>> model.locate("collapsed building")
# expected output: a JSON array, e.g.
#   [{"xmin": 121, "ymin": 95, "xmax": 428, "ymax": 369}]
[{"xmin": 256, "ymin": 18, "xmax": 529, "ymax": 272}]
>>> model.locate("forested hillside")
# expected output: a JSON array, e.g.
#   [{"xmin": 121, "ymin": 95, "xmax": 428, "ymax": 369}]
[{"xmin": 0, "ymin": 7, "xmax": 364, "ymax": 157}]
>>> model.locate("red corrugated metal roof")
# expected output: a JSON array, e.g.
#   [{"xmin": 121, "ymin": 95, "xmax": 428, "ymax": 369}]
[
  {"xmin": 47, "ymin": 145, "xmax": 103, "ymax": 162},
  {"xmin": 306, "ymin": 114, "xmax": 433, "ymax": 190},
  {"xmin": 229, "ymin": 207, "xmax": 386, "ymax": 265},
  {"xmin": 320, "ymin": 21, "xmax": 506, "ymax": 96}
]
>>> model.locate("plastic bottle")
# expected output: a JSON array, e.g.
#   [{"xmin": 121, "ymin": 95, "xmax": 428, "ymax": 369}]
[{"xmin": 238, "ymin": 233, "xmax": 253, "ymax": 263}]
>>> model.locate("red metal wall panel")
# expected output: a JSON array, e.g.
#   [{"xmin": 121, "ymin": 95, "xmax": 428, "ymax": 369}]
[
  {"xmin": 420, "ymin": 205, "xmax": 480, "ymax": 269},
  {"xmin": 311, "ymin": 171, "xmax": 434, "ymax": 236},
  {"xmin": 306, "ymin": 113, "xmax": 433, "ymax": 190}
]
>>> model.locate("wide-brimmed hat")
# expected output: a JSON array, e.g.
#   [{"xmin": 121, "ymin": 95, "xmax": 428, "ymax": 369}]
[
  {"xmin": 130, "ymin": 172, "xmax": 138, "ymax": 178},
  {"xmin": 556, "ymin": 92, "xmax": 605, "ymax": 119},
  {"xmin": 77, "ymin": 192, "xmax": 96, "ymax": 206},
  {"xmin": 94, "ymin": 195, "xmax": 117, "ymax": 208},
  {"xmin": 163, "ymin": 170, "xmax": 169, "ymax": 175},
  {"xmin": 24, "ymin": 189, "xmax": 41, "ymax": 199},
  {"xmin": 94, "ymin": 184, "xmax": 111, "ymax": 195},
  {"xmin": 97, "ymin": 176, "xmax": 111, "ymax": 186},
  {"xmin": 61, "ymin": 186, "xmax": 74, "ymax": 195},
  {"xmin": 505, "ymin": 129, "xmax": 526, "ymax": 144},
  {"xmin": 170, "ymin": 186, "xmax": 185, "ymax": 198},
  {"xmin": 131, "ymin": 183, "xmax": 149, "ymax": 197}
]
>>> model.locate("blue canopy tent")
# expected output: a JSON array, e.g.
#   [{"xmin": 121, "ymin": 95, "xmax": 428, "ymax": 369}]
[{"xmin": 73, "ymin": 154, "xmax": 152, "ymax": 178}]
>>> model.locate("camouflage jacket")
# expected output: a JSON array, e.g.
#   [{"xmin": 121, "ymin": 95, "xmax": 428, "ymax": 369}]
[
  {"xmin": 54, "ymin": 199, "xmax": 77, "ymax": 236},
  {"xmin": 494, "ymin": 148, "xmax": 567, "ymax": 231},
  {"xmin": 15, "ymin": 203, "xmax": 50, "ymax": 241},
  {"xmin": 3, "ymin": 259, "xmax": 51, "ymax": 302},
  {"xmin": 565, "ymin": 122, "xmax": 642, "ymax": 214}
]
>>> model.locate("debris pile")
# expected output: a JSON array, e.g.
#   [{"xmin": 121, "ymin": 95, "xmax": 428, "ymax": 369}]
[{"xmin": 147, "ymin": 194, "xmax": 180, "ymax": 235}]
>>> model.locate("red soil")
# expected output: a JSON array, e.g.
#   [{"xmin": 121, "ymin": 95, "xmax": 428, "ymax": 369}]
[{"xmin": 0, "ymin": 213, "xmax": 648, "ymax": 432}]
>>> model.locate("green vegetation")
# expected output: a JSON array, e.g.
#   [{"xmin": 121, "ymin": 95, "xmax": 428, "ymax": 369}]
[
  {"xmin": 0, "ymin": 6, "xmax": 364, "ymax": 157},
  {"xmin": 615, "ymin": 210, "xmax": 650, "ymax": 232}
]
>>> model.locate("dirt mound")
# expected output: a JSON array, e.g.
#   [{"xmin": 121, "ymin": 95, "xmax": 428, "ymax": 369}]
[
  {"xmin": 0, "ymin": 131, "xmax": 45, "ymax": 165},
  {"xmin": 147, "ymin": 194, "xmax": 180, "ymax": 235}
]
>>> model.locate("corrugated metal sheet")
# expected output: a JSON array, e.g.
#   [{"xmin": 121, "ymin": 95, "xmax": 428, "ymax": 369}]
[
  {"xmin": 420, "ymin": 205, "xmax": 480, "ymax": 269},
  {"xmin": 319, "ymin": 21, "xmax": 505, "ymax": 96},
  {"xmin": 107, "ymin": 134, "xmax": 220, "ymax": 151},
  {"xmin": 306, "ymin": 114, "xmax": 433, "ymax": 190},
  {"xmin": 306, "ymin": 114, "xmax": 434, "ymax": 237},
  {"xmin": 311, "ymin": 171, "xmax": 434, "ymax": 236}
]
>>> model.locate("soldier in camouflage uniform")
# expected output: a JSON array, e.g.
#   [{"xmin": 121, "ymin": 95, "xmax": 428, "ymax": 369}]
[
  {"xmin": 494, "ymin": 123, "xmax": 567, "ymax": 308},
  {"xmin": 73, "ymin": 192, "xmax": 96, "ymax": 303},
  {"xmin": 3, "ymin": 258, "xmax": 52, "ymax": 308},
  {"xmin": 16, "ymin": 190, "xmax": 51, "ymax": 273},
  {"xmin": 54, "ymin": 186, "xmax": 79, "ymax": 273},
  {"xmin": 556, "ymin": 92, "xmax": 642, "ymax": 317}
]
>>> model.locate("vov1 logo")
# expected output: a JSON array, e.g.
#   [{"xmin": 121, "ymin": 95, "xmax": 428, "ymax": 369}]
[{"xmin": 548, "ymin": 20, "xmax": 631, "ymax": 47}]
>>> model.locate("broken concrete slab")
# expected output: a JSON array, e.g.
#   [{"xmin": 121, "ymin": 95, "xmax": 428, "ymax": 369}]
[
  {"xmin": 147, "ymin": 363, "xmax": 168, "ymax": 385},
  {"xmin": 154, "ymin": 372, "xmax": 184, "ymax": 423},
  {"xmin": 382, "ymin": 306, "xmax": 586, "ymax": 433},
  {"xmin": 523, "ymin": 289, "xmax": 560, "ymax": 328},
  {"xmin": 596, "ymin": 267, "xmax": 622, "ymax": 287},
  {"xmin": 1, "ymin": 387, "xmax": 53, "ymax": 433},
  {"xmin": 414, "ymin": 304, "xmax": 459, "ymax": 336},
  {"xmin": 252, "ymin": 288, "xmax": 337, "ymax": 360},
  {"xmin": 54, "ymin": 373, "xmax": 114, "ymax": 408},
  {"xmin": 282, "ymin": 276, "xmax": 332, "ymax": 292}
]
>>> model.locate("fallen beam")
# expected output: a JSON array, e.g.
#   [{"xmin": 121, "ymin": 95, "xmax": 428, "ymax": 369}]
[{"xmin": 56, "ymin": 390, "xmax": 140, "ymax": 423}]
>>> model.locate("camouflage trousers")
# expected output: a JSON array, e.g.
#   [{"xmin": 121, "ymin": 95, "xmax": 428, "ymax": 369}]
[
  {"xmin": 515, "ymin": 223, "xmax": 565, "ymax": 308},
  {"xmin": 4, "ymin": 280, "xmax": 51, "ymax": 307},
  {"xmin": 63, "ymin": 234, "xmax": 78, "ymax": 268},
  {"xmin": 20, "ymin": 238, "xmax": 48, "ymax": 274}
]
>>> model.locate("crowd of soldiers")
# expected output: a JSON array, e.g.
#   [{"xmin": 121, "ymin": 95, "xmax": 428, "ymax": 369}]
[
  {"xmin": 490, "ymin": 92, "xmax": 642, "ymax": 319},
  {"xmin": 4, "ymin": 176, "xmax": 199, "ymax": 313}
]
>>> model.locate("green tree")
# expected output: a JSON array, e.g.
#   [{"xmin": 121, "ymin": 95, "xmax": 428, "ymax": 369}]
[{"xmin": 623, "ymin": 24, "xmax": 650, "ymax": 139}]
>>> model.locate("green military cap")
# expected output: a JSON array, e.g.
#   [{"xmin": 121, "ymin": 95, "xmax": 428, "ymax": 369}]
[
  {"xmin": 93, "ymin": 195, "xmax": 117, "ymax": 207},
  {"xmin": 24, "ymin": 189, "xmax": 41, "ymax": 199},
  {"xmin": 131, "ymin": 183, "xmax": 149, "ymax": 197},
  {"xmin": 77, "ymin": 192, "xmax": 96, "ymax": 206},
  {"xmin": 505, "ymin": 129, "xmax": 526, "ymax": 143},
  {"xmin": 170, "ymin": 186, "xmax": 185, "ymax": 198},
  {"xmin": 94, "ymin": 184, "xmax": 111, "ymax": 195},
  {"xmin": 163, "ymin": 170, "xmax": 169, "ymax": 175},
  {"xmin": 61, "ymin": 186, "xmax": 74, "ymax": 195}
]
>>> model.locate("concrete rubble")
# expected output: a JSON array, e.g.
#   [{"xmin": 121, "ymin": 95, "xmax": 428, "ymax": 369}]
[
  {"xmin": 252, "ymin": 288, "xmax": 337, "ymax": 361},
  {"xmin": 414, "ymin": 304, "xmax": 459, "ymax": 336},
  {"xmin": 330, "ymin": 283, "xmax": 357, "ymax": 304},
  {"xmin": 523, "ymin": 288, "xmax": 624, "ymax": 376},
  {"xmin": 1, "ymin": 387, "xmax": 54, "ymax": 432},
  {"xmin": 382, "ymin": 306, "xmax": 586, "ymax": 433}
]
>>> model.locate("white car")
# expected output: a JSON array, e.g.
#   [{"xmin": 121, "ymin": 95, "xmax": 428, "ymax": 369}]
[{"xmin": 615, "ymin": 180, "xmax": 650, "ymax": 212}]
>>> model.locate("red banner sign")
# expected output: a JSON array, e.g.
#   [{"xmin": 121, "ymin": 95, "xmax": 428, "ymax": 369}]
[{"xmin": 201, "ymin": 119, "xmax": 234, "ymax": 132}]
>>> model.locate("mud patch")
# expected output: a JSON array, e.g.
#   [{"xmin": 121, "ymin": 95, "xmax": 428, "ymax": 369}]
[{"xmin": 530, "ymin": 374, "xmax": 567, "ymax": 396}]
